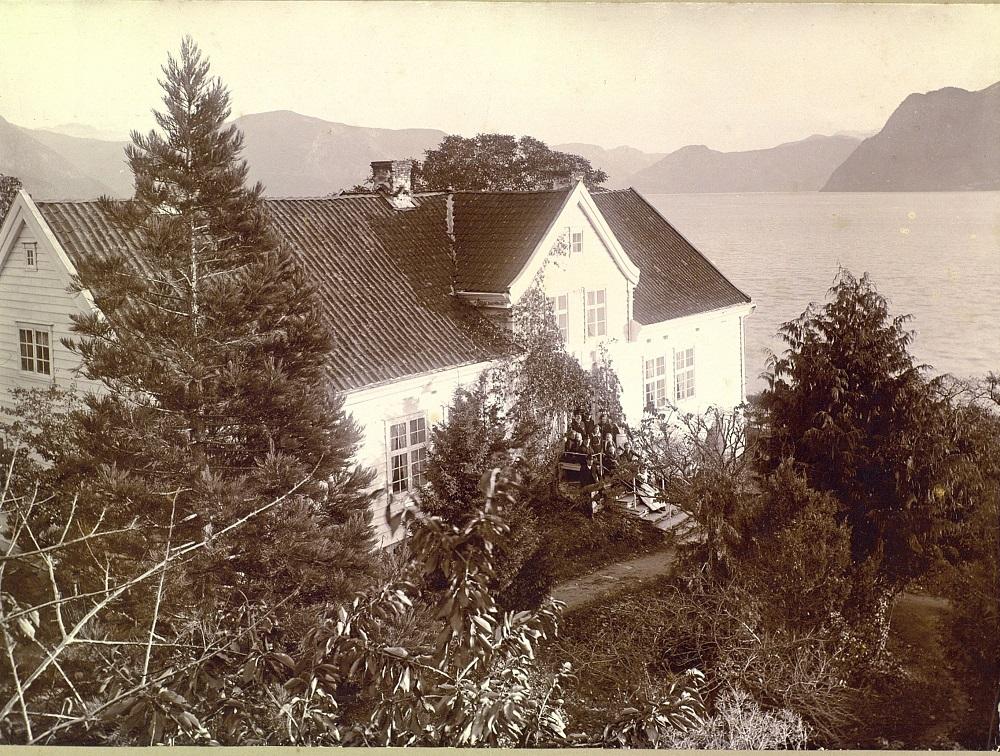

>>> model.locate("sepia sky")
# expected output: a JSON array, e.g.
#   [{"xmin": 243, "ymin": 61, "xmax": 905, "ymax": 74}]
[{"xmin": 2, "ymin": 1, "xmax": 999, "ymax": 154}]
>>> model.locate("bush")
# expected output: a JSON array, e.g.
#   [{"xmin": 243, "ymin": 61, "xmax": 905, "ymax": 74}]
[{"xmin": 666, "ymin": 688, "xmax": 808, "ymax": 749}]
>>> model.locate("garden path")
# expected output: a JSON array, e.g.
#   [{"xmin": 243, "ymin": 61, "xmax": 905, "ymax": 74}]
[{"xmin": 551, "ymin": 544, "xmax": 678, "ymax": 612}]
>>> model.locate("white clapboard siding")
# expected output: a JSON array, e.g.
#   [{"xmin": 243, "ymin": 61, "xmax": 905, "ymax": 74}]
[{"xmin": 0, "ymin": 212, "xmax": 100, "ymax": 412}]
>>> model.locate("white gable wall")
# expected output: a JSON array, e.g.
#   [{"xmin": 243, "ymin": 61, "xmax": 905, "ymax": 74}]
[
  {"xmin": 535, "ymin": 198, "xmax": 635, "ymax": 355},
  {"xmin": 0, "ymin": 199, "xmax": 100, "ymax": 413},
  {"xmin": 342, "ymin": 360, "xmax": 493, "ymax": 547}
]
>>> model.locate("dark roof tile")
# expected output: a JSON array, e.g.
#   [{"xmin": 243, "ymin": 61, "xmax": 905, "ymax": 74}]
[
  {"xmin": 592, "ymin": 189, "xmax": 750, "ymax": 323},
  {"xmin": 453, "ymin": 189, "xmax": 570, "ymax": 292}
]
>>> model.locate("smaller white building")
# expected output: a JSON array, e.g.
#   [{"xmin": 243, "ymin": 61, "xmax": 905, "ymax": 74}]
[{"xmin": 0, "ymin": 164, "xmax": 752, "ymax": 545}]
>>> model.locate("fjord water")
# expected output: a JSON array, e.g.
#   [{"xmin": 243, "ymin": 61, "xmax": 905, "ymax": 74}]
[{"xmin": 648, "ymin": 192, "xmax": 1000, "ymax": 395}]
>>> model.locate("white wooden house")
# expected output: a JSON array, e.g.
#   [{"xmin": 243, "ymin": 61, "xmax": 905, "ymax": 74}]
[{"xmin": 0, "ymin": 163, "xmax": 752, "ymax": 544}]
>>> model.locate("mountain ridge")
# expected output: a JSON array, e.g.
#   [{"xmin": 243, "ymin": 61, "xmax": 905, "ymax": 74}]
[
  {"xmin": 822, "ymin": 82, "xmax": 1000, "ymax": 191},
  {"xmin": 629, "ymin": 134, "xmax": 862, "ymax": 193}
]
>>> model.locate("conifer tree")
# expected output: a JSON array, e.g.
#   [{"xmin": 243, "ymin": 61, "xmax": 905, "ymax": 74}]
[
  {"xmin": 65, "ymin": 38, "xmax": 376, "ymax": 622},
  {"xmin": 754, "ymin": 270, "xmax": 978, "ymax": 655}
]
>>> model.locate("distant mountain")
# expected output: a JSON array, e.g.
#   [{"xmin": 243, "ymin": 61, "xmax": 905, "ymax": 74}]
[
  {"xmin": 553, "ymin": 142, "xmax": 665, "ymax": 189},
  {"xmin": 0, "ymin": 116, "xmax": 117, "ymax": 200},
  {"xmin": 232, "ymin": 111, "xmax": 445, "ymax": 196},
  {"xmin": 44, "ymin": 123, "xmax": 127, "ymax": 142},
  {"xmin": 629, "ymin": 134, "xmax": 862, "ymax": 194},
  {"xmin": 823, "ymin": 82, "xmax": 1000, "ymax": 191},
  {"xmin": 29, "ymin": 129, "xmax": 131, "ymax": 197}
]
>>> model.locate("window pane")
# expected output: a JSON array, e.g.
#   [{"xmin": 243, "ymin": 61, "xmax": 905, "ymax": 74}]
[
  {"xmin": 18, "ymin": 330, "xmax": 33, "ymax": 372},
  {"xmin": 411, "ymin": 446, "xmax": 428, "ymax": 486},
  {"xmin": 34, "ymin": 331, "xmax": 51, "ymax": 375},
  {"xmin": 557, "ymin": 294, "xmax": 567, "ymax": 309},
  {"xmin": 409, "ymin": 417, "xmax": 426, "ymax": 446},
  {"xmin": 391, "ymin": 451, "xmax": 409, "ymax": 492},
  {"xmin": 390, "ymin": 422, "xmax": 407, "ymax": 451}
]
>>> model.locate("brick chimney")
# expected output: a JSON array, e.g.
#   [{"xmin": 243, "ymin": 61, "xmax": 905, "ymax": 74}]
[
  {"xmin": 371, "ymin": 160, "xmax": 416, "ymax": 209},
  {"xmin": 0, "ymin": 174, "xmax": 22, "ymax": 224}
]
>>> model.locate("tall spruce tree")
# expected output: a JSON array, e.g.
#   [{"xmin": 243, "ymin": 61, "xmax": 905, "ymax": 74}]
[{"xmin": 66, "ymin": 38, "xmax": 376, "ymax": 621}]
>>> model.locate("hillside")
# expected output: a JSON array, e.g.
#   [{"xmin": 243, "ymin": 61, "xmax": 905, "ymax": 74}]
[
  {"xmin": 0, "ymin": 116, "xmax": 117, "ymax": 200},
  {"xmin": 553, "ymin": 142, "xmax": 665, "ymax": 188},
  {"xmin": 629, "ymin": 134, "xmax": 862, "ymax": 193},
  {"xmin": 29, "ymin": 129, "xmax": 132, "ymax": 197},
  {"xmin": 232, "ymin": 110, "xmax": 445, "ymax": 195},
  {"xmin": 823, "ymin": 82, "xmax": 1000, "ymax": 191}
]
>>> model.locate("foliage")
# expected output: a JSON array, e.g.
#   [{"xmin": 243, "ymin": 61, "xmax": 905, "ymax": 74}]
[
  {"xmin": 934, "ymin": 374, "xmax": 1000, "ymax": 748},
  {"xmin": 549, "ymin": 576, "xmax": 855, "ymax": 747},
  {"xmin": 0, "ymin": 462, "xmax": 708, "ymax": 746},
  {"xmin": 665, "ymin": 687, "xmax": 808, "ymax": 749},
  {"xmin": 599, "ymin": 669, "xmax": 706, "ymax": 748},
  {"xmin": 754, "ymin": 269, "xmax": 983, "ymax": 653},
  {"xmin": 416, "ymin": 133, "xmax": 607, "ymax": 192},
  {"xmin": 739, "ymin": 461, "xmax": 854, "ymax": 633},
  {"xmin": 634, "ymin": 403, "xmax": 758, "ymax": 581},
  {"xmin": 0, "ymin": 385, "xmax": 82, "ymax": 490},
  {"xmin": 62, "ymin": 37, "xmax": 377, "ymax": 625},
  {"xmin": 420, "ymin": 273, "xmax": 631, "ymax": 610}
]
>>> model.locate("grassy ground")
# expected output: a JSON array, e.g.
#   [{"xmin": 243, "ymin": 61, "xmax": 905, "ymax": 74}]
[{"xmin": 843, "ymin": 593, "xmax": 971, "ymax": 749}]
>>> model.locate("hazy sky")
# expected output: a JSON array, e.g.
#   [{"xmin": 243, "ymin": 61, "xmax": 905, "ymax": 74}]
[{"xmin": 3, "ymin": 2, "xmax": 999, "ymax": 153}]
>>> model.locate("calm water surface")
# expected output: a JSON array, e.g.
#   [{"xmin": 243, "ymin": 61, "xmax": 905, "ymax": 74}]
[{"xmin": 648, "ymin": 192, "xmax": 1000, "ymax": 394}]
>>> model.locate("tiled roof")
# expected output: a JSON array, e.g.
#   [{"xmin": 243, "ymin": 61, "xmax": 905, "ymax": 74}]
[
  {"xmin": 452, "ymin": 189, "xmax": 571, "ymax": 292},
  {"xmin": 34, "ymin": 186, "xmax": 750, "ymax": 392},
  {"xmin": 591, "ymin": 189, "xmax": 751, "ymax": 324},
  {"xmin": 37, "ymin": 196, "xmax": 495, "ymax": 393},
  {"xmin": 266, "ymin": 196, "xmax": 494, "ymax": 391}
]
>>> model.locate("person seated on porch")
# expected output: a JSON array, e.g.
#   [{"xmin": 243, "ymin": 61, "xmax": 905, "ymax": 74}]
[
  {"xmin": 581, "ymin": 411, "xmax": 598, "ymax": 439},
  {"xmin": 598, "ymin": 412, "xmax": 620, "ymax": 439},
  {"xmin": 619, "ymin": 439, "xmax": 638, "ymax": 464},
  {"xmin": 580, "ymin": 453, "xmax": 602, "ymax": 486},
  {"xmin": 564, "ymin": 432, "xmax": 584, "ymax": 454},
  {"xmin": 601, "ymin": 432, "xmax": 618, "ymax": 473},
  {"xmin": 587, "ymin": 433, "xmax": 602, "ymax": 456},
  {"xmin": 569, "ymin": 411, "xmax": 585, "ymax": 437}
]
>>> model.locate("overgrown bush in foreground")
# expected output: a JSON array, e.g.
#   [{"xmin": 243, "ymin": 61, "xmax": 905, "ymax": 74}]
[{"xmin": 0, "ymin": 461, "xmax": 712, "ymax": 746}]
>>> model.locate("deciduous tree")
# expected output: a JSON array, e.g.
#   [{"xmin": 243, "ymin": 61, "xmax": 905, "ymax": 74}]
[{"xmin": 417, "ymin": 134, "xmax": 607, "ymax": 191}]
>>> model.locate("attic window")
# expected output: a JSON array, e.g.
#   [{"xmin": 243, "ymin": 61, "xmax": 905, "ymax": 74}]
[
  {"xmin": 23, "ymin": 243, "xmax": 37, "ymax": 271},
  {"xmin": 569, "ymin": 229, "xmax": 583, "ymax": 254}
]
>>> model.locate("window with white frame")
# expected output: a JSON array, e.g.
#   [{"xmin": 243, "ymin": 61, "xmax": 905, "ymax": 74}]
[
  {"xmin": 644, "ymin": 356, "xmax": 667, "ymax": 409},
  {"xmin": 585, "ymin": 289, "xmax": 606, "ymax": 338},
  {"xmin": 569, "ymin": 228, "xmax": 583, "ymax": 254},
  {"xmin": 674, "ymin": 347, "xmax": 695, "ymax": 401},
  {"xmin": 23, "ymin": 243, "xmax": 37, "ymax": 271},
  {"xmin": 546, "ymin": 293, "xmax": 569, "ymax": 341},
  {"xmin": 389, "ymin": 414, "xmax": 428, "ymax": 494},
  {"xmin": 18, "ymin": 325, "xmax": 52, "ymax": 376}
]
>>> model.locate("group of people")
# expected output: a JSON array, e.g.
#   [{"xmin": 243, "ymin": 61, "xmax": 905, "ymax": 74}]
[{"xmin": 561, "ymin": 409, "xmax": 637, "ymax": 481}]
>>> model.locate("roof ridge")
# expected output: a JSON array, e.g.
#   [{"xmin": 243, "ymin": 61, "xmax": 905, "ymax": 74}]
[
  {"xmin": 446, "ymin": 187, "xmax": 572, "ymax": 196},
  {"xmin": 35, "ymin": 198, "xmax": 107, "ymax": 206}
]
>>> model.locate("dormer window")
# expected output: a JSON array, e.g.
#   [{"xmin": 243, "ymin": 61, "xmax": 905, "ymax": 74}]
[{"xmin": 24, "ymin": 243, "xmax": 37, "ymax": 271}]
